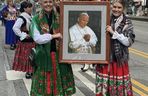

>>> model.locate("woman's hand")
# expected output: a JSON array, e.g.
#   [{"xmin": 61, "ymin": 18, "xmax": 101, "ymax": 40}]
[
  {"xmin": 106, "ymin": 25, "xmax": 114, "ymax": 35},
  {"xmin": 52, "ymin": 33, "xmax": 62, "ymax": 39},
  {"xmin": 26, "ymin": 34, "xmax": 30, "ymax": 39}
]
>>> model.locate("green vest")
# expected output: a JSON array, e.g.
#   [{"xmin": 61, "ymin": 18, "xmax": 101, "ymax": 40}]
[{"xmin": 30, "ymin": 10, "xmax": 59, "ymax": 71}]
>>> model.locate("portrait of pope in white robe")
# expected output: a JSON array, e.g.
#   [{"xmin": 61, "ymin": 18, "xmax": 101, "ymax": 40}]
[{"xmin": 68, "ymin": 12, "xmax": 98, "ymax": 54}]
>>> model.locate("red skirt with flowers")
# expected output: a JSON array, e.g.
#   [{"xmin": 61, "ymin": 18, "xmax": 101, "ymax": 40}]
[
  {"xmin": 96, "ymin": 61, "xmax": 133, "ymax": 96},
  {"xmin": 12, "ymin": 41, "xmax": 35, "ymax": 72},
  {"xmin": 30, "ymin": 52, "xmax": 76, "ymax": 96}
]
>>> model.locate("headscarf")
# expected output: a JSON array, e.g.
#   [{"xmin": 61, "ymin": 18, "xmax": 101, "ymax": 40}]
[{"xmin": 110, "ymin": 13, "xmax": 135, "ymax": 66}]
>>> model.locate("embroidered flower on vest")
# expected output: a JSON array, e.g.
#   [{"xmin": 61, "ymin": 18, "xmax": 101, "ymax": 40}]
[{"xmin": 40, "ymin": 22, "xmax": 49, "ymax": 33}]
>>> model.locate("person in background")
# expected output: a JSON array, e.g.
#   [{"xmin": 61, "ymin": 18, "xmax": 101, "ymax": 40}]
[
  {"xmin": 96, "ymin": 0, "xmax": 135, "ymax": 96},
  {"xmin": 30, "ymin": 0, "xmax": 76, "ymax": 95},
  {"xmin": 12, "ymin": 1, "xmax": 35, "ymax": 79},
  {"xmin": 1, "ymin": 0, "xmax": 18, "ymax": 50},
  {"xmin": 133, "ymin": 0, "xmax": 143, "ymax": 16},
  {"xmin": 69, "ymin": 12, "xmax": 98, "ymax": 72}
]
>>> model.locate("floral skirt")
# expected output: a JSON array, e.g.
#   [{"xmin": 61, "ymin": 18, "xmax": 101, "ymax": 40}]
[
  {"xmin": 12, "ymin": 41, "xmax": 35, "ymax": 72},
  {"xmin": 96, "ymin": 61, "xmax": 133, "ymax": 96},
  {"xmin": 30, "ymin": 52, "xmax": 76, "ymax": 96}
]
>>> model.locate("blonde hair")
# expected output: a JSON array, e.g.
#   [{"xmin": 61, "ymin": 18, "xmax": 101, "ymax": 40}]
[
  {"xmin": 6, "ymin": 0, "xmax": 13, "ymax": 4},
  {"xmin": 112, "ymin": 0, "xmax": 125, "ymax": 9}
]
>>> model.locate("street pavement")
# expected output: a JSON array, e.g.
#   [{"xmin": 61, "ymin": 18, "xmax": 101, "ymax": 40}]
[
  {"xmin": 127, "ymin": 15, "xmax": 148, "ymax": 22},
  {"xmin": 0, "ymin": 24, "xmax": 29, "ymax": 96},
  {"xmin": 0, "ymin": 23, "xmax": 96, "ymax": 96}
]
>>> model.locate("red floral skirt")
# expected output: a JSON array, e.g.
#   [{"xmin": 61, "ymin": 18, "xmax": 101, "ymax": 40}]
[
  {"xmin": 13, "ymin": 41, "xmax": 35, "ymax": 72},
  {"xmin": 96, "ymin": 61, "xmax": 133, "ymax": 96},
  {"xmin": 30, "ymin": 52, "xmax": 76, "ymax": 96}
]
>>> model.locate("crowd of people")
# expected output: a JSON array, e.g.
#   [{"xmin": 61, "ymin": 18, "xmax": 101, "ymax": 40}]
[{"xmin": 0, "ymin": 0, "xmax": 135, "ymax": 96}]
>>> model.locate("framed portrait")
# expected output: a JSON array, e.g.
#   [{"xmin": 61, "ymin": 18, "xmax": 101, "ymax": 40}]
[{"xmin": 59, "ymin": 1, "xmax": 110, "ymax": 64}]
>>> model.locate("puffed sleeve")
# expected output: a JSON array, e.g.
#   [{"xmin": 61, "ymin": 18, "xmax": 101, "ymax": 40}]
[
  {"xmin": 30, "ymin": 18, "xmax": 52, "ymax": 44},
  {"xmin": 112, "ymin": 19, "xmax": 135, "ymax": 47},
  {"xmin": 13, "ymin": 18, "xmax": 27, "ymax": 41}
]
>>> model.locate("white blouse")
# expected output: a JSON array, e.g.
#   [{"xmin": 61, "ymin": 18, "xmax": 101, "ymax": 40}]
[
  {"xmin": 32, "ymin": 23, "xmax": 52, "ymax": 44},
  {"xmin": 13, "ymin": 12, "xmax": 32, "ymax": 41},
  {"xmin": 112, "ymin": 31, "xmax": 130, "ymax": 46}
]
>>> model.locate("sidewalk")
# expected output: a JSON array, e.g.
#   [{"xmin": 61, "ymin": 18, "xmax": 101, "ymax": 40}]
[
  {"xmin": 0, "ymin": 24, "xmax": 30, "ymax": 96},
  {"xmin": 127, "ymin": 15, "xmax": 148, "ymax": 22}
]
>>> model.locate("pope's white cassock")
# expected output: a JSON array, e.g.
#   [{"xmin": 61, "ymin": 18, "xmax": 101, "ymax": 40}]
[{"xmin": 69, "ymin": 23, "xmax": 98, "ymax": 54}]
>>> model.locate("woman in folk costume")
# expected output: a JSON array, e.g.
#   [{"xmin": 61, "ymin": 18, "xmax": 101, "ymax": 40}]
[
  {"xmin": 96, "ymin": 0, "xmax": 135, "ymax": 96},
  {"xmin": 12, "ymin": 1, "xmax": 35, "ymax": 79},
  {"xmin": 1, "ymin": 0, "xmax": 18, "ymax": 50},
  {"xmin": 30, "ymin": 0, "xmax": 76, "ymax": 95}
]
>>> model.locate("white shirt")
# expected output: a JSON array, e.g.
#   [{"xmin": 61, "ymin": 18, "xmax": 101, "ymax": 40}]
[
  {"xmin": 13, "ymin": 12, "xmax": 32, "ymax": 41},
  {"xmin": 31, "ymin": 21, "xmax": 52, "ymax": 44},
  {"xmin": 112, "ymin": 31, "xmax": 130, "ymax": 46}
]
